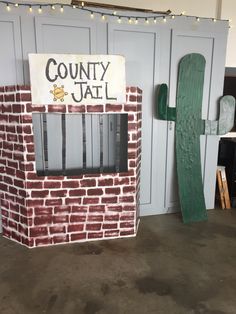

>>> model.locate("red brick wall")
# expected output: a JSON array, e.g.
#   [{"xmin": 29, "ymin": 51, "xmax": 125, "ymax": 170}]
[{"xmin": 0, "ymin": 85, "xmax": 142, "ymax": 248}]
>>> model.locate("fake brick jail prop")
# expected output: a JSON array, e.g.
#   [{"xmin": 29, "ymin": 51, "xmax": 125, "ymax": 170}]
[{"xmin": 0, "ymin": 85, "xmax": 142, "ymax": 248}]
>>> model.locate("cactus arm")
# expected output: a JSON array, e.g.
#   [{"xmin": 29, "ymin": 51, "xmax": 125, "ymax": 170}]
[
  {"xmin": 156, "ymin": 83, "xmax": 176, "ymax": 121},
  {"xmin": 157, "ymin": 83, "xmax": 168, "ymax": 119},
  {"xmin": 218, "ymin": 95, "xmax": 235, "ymax": 135},
  {"xmin": 204, "ymin": 95, "xmax": 235, "ymax": 135}
]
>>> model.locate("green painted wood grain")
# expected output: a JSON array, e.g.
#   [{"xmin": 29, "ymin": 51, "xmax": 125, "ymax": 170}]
[
  {"xmin": 204, "ymin": 95, "xmax": 235, "ymax": 135},
  {"xmin": 175, "ymin": 53, "xmax": 207, "ymax": 223}
]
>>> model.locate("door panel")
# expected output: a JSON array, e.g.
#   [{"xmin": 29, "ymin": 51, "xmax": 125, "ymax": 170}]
[
  {"xmin": 0, "ymin": 16, "xmax": 23, "ymax": 85},
  {"xmin": 108, "ymin": 24, "xmax": 157, "ymax": 206},
  {"xmin": 0, "ymin": 15, "xmax": 24, "ymax": 233},
  {"xmin": 35, "ymin": 17, "xmax": 96, "ymax": 53}
]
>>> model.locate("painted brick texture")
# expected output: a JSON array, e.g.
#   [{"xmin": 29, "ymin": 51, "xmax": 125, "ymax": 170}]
[{"xmin": 0, "ymin": 85, "xmax": 142, "ymax": 248}]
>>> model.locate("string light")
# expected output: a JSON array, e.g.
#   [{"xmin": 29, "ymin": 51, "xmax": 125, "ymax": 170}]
[{"xmin": 1, "ymin": 1, "xmax": 225, "ymax": 26}]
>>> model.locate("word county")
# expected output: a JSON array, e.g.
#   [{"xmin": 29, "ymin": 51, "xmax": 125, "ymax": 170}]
[{"xmin": 45, "ymin": 58, "xmax": 117, "ymax": 102}]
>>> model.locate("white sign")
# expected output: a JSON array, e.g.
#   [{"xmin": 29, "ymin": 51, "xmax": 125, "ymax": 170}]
[{"xmin": 28, "ymin": 54, "xmax": 126, "ymax": 105}]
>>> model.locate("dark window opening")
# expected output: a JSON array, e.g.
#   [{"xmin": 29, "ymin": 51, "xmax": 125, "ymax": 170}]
[{"xmin": 32, "ymin": 113, "xmax": 128, "ymax": 176}]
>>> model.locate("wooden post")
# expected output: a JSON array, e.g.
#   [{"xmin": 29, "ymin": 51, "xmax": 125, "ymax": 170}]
[{"xmin": 217, "ymin": 166, "xmax": 231, "ymax": 209}]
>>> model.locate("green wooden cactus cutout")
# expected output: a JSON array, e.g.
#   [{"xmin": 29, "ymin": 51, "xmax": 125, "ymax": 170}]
[{"xmin": 157, "ymin": 53, "xmax": 235, "ymax": 224}]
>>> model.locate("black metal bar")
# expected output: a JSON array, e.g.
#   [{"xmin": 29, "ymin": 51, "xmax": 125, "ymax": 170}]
[
  {"xmin": 61, "ymin": 114, "xmax": 66, "ymax": 175},
  {"xmin": 82, "ymin": 114, "xmax": 86, "ymax": 169}
]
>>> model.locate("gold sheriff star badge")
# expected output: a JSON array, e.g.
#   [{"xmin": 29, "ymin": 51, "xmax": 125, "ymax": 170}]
[{"xmin": 50, "ymin": 84, "xmax": 68, "ymax": 102}]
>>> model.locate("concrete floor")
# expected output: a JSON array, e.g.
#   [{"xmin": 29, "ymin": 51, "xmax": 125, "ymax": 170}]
[{"xmin": 1, "ymin": 210, "xmax": 236, "ymax": 314}]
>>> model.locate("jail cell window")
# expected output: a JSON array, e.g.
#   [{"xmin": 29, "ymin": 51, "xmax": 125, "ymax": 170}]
[{"xmin": 32, "ymin": 113, "xmax": 128, "ymax": 176}]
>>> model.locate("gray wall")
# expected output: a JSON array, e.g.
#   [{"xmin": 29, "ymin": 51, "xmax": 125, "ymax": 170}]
[{"xmin": 0, "ymin": 6, "xmax": 229, "ymax": 218}]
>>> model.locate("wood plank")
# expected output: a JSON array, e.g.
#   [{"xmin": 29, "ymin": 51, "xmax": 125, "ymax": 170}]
[
  {"xmin": 46, "ymin": 114, "xmax": 63, "ymax": 172},
  {"xmin": 102, "ymin": 114, "xmax": 109, "ymax": 168},
  {"xmin": 108, "ymin": 114, "xmax": 117, "ymax": 168},
  {"xmin": 32, "ymin": 113, "xmax": 45, "ymax": 173},
  {"xmin": 175, "ymin": 53, "xmax": 208, "ymax": 223},
  {"xmin": 217, "ymin": 168, "xmax": 226, "ymax": 209},
  {"xmin": 91, "ymin": 115, "xmax": 101, "ymax": 168},
  {"xmin": 65, "ymin": 114, "xmax": 83, "ymax": 170},
  {"xmin": 119, "ymin": 114, "xmax": 128, "ymax": 172},
  {"xmin": 85, "ymin": 114, "xmax": 93, "ymax": 168},
  {"xmin": 219, "ymin": 167, "xmax": 231, "ymax": 209},
  {"xmin": 71, "ymin": 1, "xmax": 171, "ymax": 14}
]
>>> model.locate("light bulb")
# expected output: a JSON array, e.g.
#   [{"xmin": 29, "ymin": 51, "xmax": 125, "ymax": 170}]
[
  {"xmin": 154, "ymin": 18, "xmax": 157, "ymax": 24},
  {"xmin": 163, "ymin": 16, "xmax": 167, "ymax": 22},
  {"xmin": 90, "ymin": 12, "xmax": 94, "ymax": 19},
  {"xmin": 171, "ymin": 15, "xmax": 175, "ymax": 19},
  {"xmin": 128, "ymin": 18, "xmax": 132, "ymax": 24},
  {"xmin": 6, "ymin": 4, "xmax": 11, "ymax": 11},
  {"xmin": 196, "ymin": 17, "xmax": 200, "ymax": 22},
  {"xmin": 29, "ymin": 5, "xmax": 33, "ymax": 12},
  {"xmin": 118, "ymin": 17, "xmax": 121, "ymax": 23},
  {"xmin": 145, "ymin": 18, "xmax": 149, "ymax": 24},
  {"xmin": 60, "ymin": 5, "xmax": 64, "ymax": 13},
  {"xmin": 15, "ymin": 3, "xmax": 19, "ymax": 7},
  {"xmin": 135, "ymin": 18, "xmax": 139, "ymax": 24},
  {"xmin": 51, "ymin": 5, "xmax": 55, "ymax": 10},
  {"xmin": 38, "ymin": 6, "xmax": 42, "ymax": 13},
  {"xmin": 72, "ymin": 5, "xmax": 76, "ymax": 9},
  {"xmin": 101, "ymin": 14, "xmax": 105, "ymax": 21}
]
